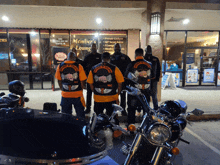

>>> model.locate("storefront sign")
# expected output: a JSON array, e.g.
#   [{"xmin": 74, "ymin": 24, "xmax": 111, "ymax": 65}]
[
  {"xmin": 186, "ymin": 69, "xmax": 198, "ymax": 83},
  {"xmin": 101, "ymin": 37, "xmax": 126, "ymax": 54},
  {"xmin": 55, "ymin": 52, "xmax": 67, "ymax": 61},
  {"xmin": 217, "ymin": 73, "xmax": 220, "ymax": 86},
  {"xmin": 53, "ymin": 47, "xmax": 69, "ymax": 65},
  {"xmin": 51, "ymin": 38, "xmax": 69, "ymax": 46},
  {"xmin": 185, "ymin": 53, "xmax": 195, "ymax": 64},
  {"xmin": 203, "ymin": 69, "xmax": 215, "ymax": 83}
]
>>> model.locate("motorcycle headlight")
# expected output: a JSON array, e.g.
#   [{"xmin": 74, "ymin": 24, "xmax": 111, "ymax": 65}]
[{"xmin": 147, "ymin": 123, "xmax": 171, "ymax": 145}]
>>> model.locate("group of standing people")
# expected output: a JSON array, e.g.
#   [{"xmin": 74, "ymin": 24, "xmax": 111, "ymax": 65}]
[{"xmin": 55, "ymin": 43, "xmax": 161, "ymax": 126}]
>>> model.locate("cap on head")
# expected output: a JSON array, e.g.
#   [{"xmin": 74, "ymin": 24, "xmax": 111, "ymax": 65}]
[
  {"xmin": 145, "ymin": 45, "xmax": 152, "ymax": 54},
  {"xmin": 102, "ymin": 52, "xmax": 111, "ymax": 60}
]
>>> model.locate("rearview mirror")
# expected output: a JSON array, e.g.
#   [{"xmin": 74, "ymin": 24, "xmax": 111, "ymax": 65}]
[{"xmin": 191, "ymin": 108, "xmax": 204, "ymax": 116}]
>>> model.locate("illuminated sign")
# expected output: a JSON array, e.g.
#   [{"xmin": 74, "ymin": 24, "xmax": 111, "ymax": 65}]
[{"xmin": 55, "ymin": 52, "xmax": 67, "ymax": 61}]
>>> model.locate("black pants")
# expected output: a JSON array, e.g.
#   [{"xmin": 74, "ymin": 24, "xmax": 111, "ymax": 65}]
[
  {"xmin": 127, "ymin": 90, "xmax": 150, "ymax": 125},
  {"xmin": 86, "ymin": 83, "xmax": 92, "ymax": 110},
  {"xmin": 94, "ymin": 101, "xmax": 117, "ymax": 117},
  {"xmin": 120, "ymin": 91, "xmax": 126, "ymax": 110}
]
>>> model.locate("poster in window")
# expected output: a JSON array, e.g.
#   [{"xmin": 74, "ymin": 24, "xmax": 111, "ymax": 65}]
[
  {"xmin": 53, "ymin": 47, "xmax": 69, "ymax": 65},
  {"xmin": 203, "ymin": 69, "xmax": 215, "ymax": 83},
  {"xmin": 168, "ymin": 73, "xmax": 180, "ymax": 87},
  {"xmin": 183, "ymin": 53, "xmax": 194, "ymax": 64},
  {"xmin": 186, "ymin": 69, "xmax": 198, "ymax": 83},
  {"xmin": 217, "ymin": 73, "xmax": 220, "ymax": 86}
]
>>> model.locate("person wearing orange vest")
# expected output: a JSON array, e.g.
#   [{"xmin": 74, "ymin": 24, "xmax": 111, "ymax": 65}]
[
  {"xmin": 124, "ymin": 48, "xmax": 154, "ymax": 126},
  {"xmin": 55, "ymin": 51, "xmax": 87, "ymax": 118},
  {"xmin": 87, "ymin": 52, "xmax": 124, "ymax": 116}
]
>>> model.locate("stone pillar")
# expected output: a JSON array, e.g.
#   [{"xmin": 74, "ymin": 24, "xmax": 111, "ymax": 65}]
[
  {"xmin": 128, "ymin": 29, "xmax": 140, "ymax": 61},
  {"xmin": 142, "ymin": 0, "xmax": 166, "ymax": 102}
]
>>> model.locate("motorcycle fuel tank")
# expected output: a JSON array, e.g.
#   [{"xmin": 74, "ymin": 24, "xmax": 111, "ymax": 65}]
[{"xmin": 0, "ymin": 108, "xmax": 108, "ymax": 164}]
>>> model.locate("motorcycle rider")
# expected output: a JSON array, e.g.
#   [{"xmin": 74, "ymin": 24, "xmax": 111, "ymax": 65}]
[
  {"xmin": 110, "ymin": 43, "xmax": 131, "ymax": 116},
  {"xmin": 144, "ymin": 45, "xmax": 161, "ymax": 110},
  {"xmin": 124, "ymin": 48, "xmax": 154, "ymax": 126},
  {"xmin": 55, "ymin": 51, "xmax": 87, "ymax": 118},
  {"xmin": 83, "ymin": 43, "xmax": 102, "ymax": 114},
  {"xmin": 87, "ymin": 52, "xmax": 124, "ymax": 117}
]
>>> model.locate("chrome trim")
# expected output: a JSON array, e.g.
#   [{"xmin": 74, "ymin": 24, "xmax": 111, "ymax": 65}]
[{"xmin": 0, "ymin": 150, "xmax": 107, "ymax": 165}]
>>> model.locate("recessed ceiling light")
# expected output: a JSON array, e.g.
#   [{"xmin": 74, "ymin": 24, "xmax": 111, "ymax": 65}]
[
  {"xmin": 96, "ymin": 18, "xmax": 102, "ymax": 25},
  {"xmin": 2, "ymin": 15, "xmax": 9, "ymax": 21},
  {"xmin": 183, "ymin": 19, "xmax": 190, "ymax": 25}
]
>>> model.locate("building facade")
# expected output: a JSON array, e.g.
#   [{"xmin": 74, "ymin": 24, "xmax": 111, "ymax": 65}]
[{"xmin": 0, "ymin": 0, "xmax": 220, "ymax": 99}]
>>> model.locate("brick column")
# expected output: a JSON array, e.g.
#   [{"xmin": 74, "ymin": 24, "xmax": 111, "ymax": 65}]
[{"xmin": 142, "ymin": 0, "xmax": 166, "ymax": 102}]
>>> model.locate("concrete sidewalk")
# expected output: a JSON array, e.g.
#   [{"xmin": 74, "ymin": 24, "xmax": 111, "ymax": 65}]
[{"xmin": 1, "ymin": 86, "xmax": 220, "ymax": 121}]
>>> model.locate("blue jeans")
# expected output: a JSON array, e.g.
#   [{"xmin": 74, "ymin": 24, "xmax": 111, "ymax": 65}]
[{"xmin": 61, "ymin": 97, "xmax": 85, "ymax": 118}]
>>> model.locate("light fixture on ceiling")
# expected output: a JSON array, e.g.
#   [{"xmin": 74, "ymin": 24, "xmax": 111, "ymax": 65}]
[
  {"xmin": 2, "ymin": 15, "xmax": 9, "ymax": 21},
  {"xmin": 30, "ymin": 31, "xmax": 37, "ymax": 36},
  {"xmin": 183, "ymin": 19, "xmax": 190, "ymax": 25},
  {"xmin": 151, "ymin": 12, "xmax": 161, "ymax": 35},
  {"xmin": 96, "ymin": 18, "xmax": 102, "ymax": 25},
  {"xmin": 94, "ymin": 33, "xmax": 99, "ymax": 37}
]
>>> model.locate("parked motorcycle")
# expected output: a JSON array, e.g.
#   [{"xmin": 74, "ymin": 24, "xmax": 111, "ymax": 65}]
[
  {"xmin": 0, "ymin": 80, "xmax": 127, "ymax": 165},
  {"xmin": 120, "ymin": 85, "xmax": 204, "ymax": 165}
]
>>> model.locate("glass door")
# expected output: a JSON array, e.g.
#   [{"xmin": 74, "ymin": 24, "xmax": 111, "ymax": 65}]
[
  {"xmin": 185, "ymin": 48, "xmax": 218, "ymax": 86},
  {"xmin": 185, "ymin": 49, "xmax": 201, "ymax": 86},
  {"xmin": 201, "ymin": 49, "xmax": 218, "ymax": 86}
]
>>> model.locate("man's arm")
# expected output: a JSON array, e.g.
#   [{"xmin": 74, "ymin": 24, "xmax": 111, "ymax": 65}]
[
  {"xmin": 89, "ymin": 83, "xmax": 94, "ymax": 92},
  {"xmin": 81, "ymin": 80, "xmax": 86, "ymax": 89},
  {"xmin": 117, "ymin": 83, "xmax": 122, "ymax": 95},
  {"xmin": 58, "ymin": 80, "xmax": 62, "ymax": 90}
]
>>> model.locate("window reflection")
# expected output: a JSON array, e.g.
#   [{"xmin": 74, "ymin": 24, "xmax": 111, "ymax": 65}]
[
  {"xmin": 0, "ymin": 29, "xmax": 9, "ymax": 72},
  {"xmin": 187, "ymin": 32, "xmax": 219, "ymax": 47}
]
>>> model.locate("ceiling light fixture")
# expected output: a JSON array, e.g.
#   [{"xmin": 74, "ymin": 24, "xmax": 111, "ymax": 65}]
[
  {"xmin": 183, "ymin": 19, "xmax": 190, "ymax": 25},
  {"xmin": 2, "ymin": 15, "xmax": 9, "ymax": 21},
  {"xmin": 96, "ymin": 18, "xmax": 102, "ymax": 25}
]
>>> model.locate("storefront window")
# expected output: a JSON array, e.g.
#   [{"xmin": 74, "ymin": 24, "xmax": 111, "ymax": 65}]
[
  {"xmin": 165, "ymin": 32, "xmax": 185, "ymax": 87},
  {"xmin": 0, "ymin": 29, "xmax": 9, "ymax": 72},
  {"xmin": 70, "ymin": 30, "xmax": 127, "ymax": 60},
  {"xmin": 51, "ymin": 30, "xmax": 69, "ymax": 66},
  {"xmin": 187, "ymin": 31, "xmax": 219, "ymax": 48},
  {"xmin": 70, "ymin": 30, "xmax": 98, "ymax": 60},
  {"xmin": 0, "ymin": 29, "xmax": 9, "ymax": 89},
  {"xmin": 99, "ymin": 31, "xmax": 127, "ymax": 55},
  {"xmin": 40, "ymin": 30, "xmax": 52, "ymax": 89}
]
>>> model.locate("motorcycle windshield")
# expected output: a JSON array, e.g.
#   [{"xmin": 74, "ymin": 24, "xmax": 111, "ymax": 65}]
[{"xmin": 0, "ymin": 108, "xmax": 104, "ymax": 159}]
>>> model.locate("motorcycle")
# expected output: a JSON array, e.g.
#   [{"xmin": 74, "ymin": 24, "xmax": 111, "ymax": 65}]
[
  {"xmin": 0, "ymin": 80, "xmax": 127, "ymax": 165},
  {"xmin": 120, "ymin": 84, "xmax": 204, "ymax": 165}
]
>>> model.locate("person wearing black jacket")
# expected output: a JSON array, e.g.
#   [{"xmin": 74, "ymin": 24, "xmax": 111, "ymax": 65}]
[
  {"xmin": 83, "ymin": 43, "xmax": 102, "ymax": 113},
  {"xmin": 144, "ymin": 45, "xmax": 161, "ymax": 110},
  {"xmin": 110, "ymin": 43, "xmax": 131, "ymax": 116},
  {"xmin": 125, "ymin": 48, "xmax": 154, "ymax": 126}
]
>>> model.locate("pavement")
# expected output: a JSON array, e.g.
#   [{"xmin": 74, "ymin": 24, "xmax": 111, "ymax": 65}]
[{"xmin": 1, "ymin": 86, "xmax": 220, "ymax": 121}]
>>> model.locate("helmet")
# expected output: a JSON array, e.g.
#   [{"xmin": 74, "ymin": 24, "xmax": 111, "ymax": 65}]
[
  {"xmin": 8, "ymin": 80, "xmax": 25, "ymax": 96},
  {"xmin": 159, "ymin": 100, "xmax": 183, "ymax": 118}
]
